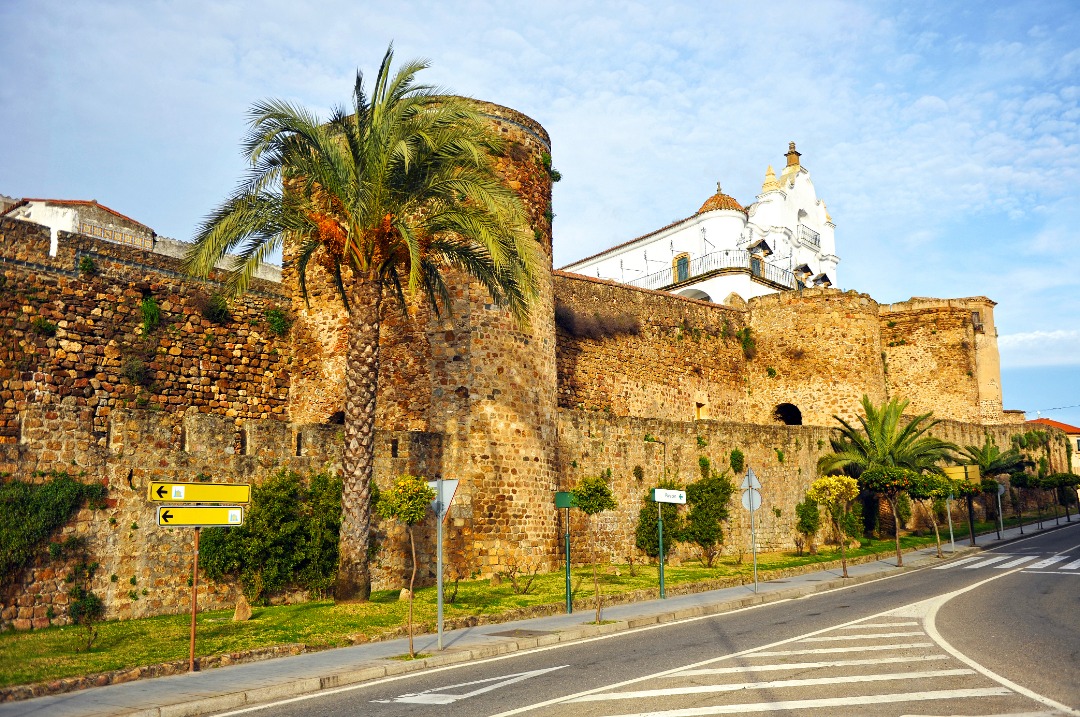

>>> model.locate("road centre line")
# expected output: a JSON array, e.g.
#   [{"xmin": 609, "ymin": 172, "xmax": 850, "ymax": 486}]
[
  {"xmin": 568, "ymin": 669, "xmax": 976, "ymax": 702},
  {"xmin": 672, "ymin": 654, "xmax": 949, "ymax": 675},
  {"xmin": 574, "ymin": 688, "xmax": 1012, "ymax": 717},
  {"xmin": 749, "ymin": 642, "xmax": 933, "ymax": 657},
  {"xmin": 799, "ymin": 630, "xmax": 924, "ymax": 642},
  {"xmin": 836, "ymin": 620, "xmax": 918, "ymax": 629}
]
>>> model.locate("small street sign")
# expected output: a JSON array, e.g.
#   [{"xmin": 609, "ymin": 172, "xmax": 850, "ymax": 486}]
[
  {"xmin": 741, "ymin": 487, "xmax": 762, "ymax": 512},
  {"xmin": 943, "ymin": 465, "xmax": 981, "ymax": 483},
  {"xmin": 156, "ymin": 505, "xmax": 244, "ymax": 527},
  {"xmin": 740, "ymin": 467, "xmax": 762, "ymax": 490},
  {"xmin": 426, "ymin": 479, "xmax": 460, "ymax": 519},
  {"xmin": 147, "ymin": 482, "xmax": 251, "ymax": 504},
  {"xmin": 651, "ymin": 488, "xmax": 686, "ymax": 504}
]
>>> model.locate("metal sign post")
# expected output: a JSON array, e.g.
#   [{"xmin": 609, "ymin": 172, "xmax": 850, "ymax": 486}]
[
  {"xmin": 426, "ymin": 479, "xmax": 458, "ymax": 651},
  {"xmin": 650, "ymin": 488, "xmax": 685, "ymax": 599},
  {"xmin": 555, "ymin": 492, "xmax": 576, "ymax": 613},
  {"xmin": 740, "ymin": 468, "xmax": 762, "ymax": 593},
  {"xmin": 946, "ymin": 493, "xmax": 956, "ymax": 554}
]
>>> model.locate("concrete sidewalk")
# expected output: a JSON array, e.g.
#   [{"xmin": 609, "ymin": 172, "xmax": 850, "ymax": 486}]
[{"xmin": 2, "ymin": 521, "xmax": 1067, "ymax": 717}]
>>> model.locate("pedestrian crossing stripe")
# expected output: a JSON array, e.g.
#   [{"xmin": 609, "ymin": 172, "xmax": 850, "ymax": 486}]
[{"xmin": 933, "ymin": 553, "xmax": 1079, "ymax": 571}]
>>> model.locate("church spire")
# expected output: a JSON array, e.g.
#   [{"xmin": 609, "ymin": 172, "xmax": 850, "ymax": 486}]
[
  {"xmin": 785, "ymin": 141, "xmax": 801, "ymax": 168},
  {"xmin": 761, "ymin": 165, "xmax": 779, "ymax": 192}
]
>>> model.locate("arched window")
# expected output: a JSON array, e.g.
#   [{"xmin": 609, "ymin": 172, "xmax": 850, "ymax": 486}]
[{"xmin": 773, "ymin": 403, "xmax": 802, "ymax": 426}]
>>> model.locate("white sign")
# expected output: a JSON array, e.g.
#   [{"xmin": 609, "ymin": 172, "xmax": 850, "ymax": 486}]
[
  {"xmin": 741, "ymin": 488, "xmax": 762, "ymax": 512},
  {"xmin": 740, "ymin": 467, "xmax": 761, "ymax": 490},
  {"xmin": 652, "ymin": 488, "xmax": 686, "ymax": 504},
  {"xmin": 426, "ymin": 479, "xmax": 460, "ymax": 519}
]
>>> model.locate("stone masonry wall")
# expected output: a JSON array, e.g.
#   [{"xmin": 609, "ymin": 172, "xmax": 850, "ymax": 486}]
[
  {"xmin": 556, "ymin": 409, "xmax": 1070, "ymax": 566},
  {"xmin": 0, "ymin": 217, "xmax": 291, "ymax": 444},
  {"xmin": 0, "ymin": 405, "xmax": 443, "ymax": 630}
]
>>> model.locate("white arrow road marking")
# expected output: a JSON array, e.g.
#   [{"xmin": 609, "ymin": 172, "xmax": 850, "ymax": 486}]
[{"xmin": 372, "ymin": 665, "xmax": 568, "ymax": 704}]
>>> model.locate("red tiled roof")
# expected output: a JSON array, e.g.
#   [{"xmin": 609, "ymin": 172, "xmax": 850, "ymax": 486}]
[
  {"xmin": 697, "ymin": 192, "xmax": 746, "ymax": 214},
  {"xmin": 1030, "ymin": 417, "xmax": 1080, "ymax": 434},
  {"xmin": 3, "ymin": 198, "xmax": 155, "ymax": 235}
]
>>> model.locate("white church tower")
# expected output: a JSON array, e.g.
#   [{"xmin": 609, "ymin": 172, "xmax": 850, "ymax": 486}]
[{"xmin": 561, "ymin": 143, "xmax": 840, "ymax": 305}]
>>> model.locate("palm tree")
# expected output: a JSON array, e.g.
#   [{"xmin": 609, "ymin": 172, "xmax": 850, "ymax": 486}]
[
  {"xmin": 958, "ymin": 435, "xmax": 1029, "ymax": 525},
  {"xmin": 184, "ymin": 45, "xmax": 539, "ymax": 602},
  {"xmin": 818, "ymin": 396, "xmax": 957, "ymax": 566}
]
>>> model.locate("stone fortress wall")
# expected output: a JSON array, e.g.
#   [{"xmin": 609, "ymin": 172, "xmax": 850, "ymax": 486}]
[{"xmin": 0, "ymin": 100, "xmax": 1062, "ymax": 630}]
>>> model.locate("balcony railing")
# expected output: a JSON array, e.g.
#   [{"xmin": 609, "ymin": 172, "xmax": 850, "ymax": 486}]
[
  {"xmin": 797, "ymin": 224, "xmax": 820, "ymax": 249},
  {"xmin": 626, "ymin": 249, "xmax": 796, "ymax": 291}
]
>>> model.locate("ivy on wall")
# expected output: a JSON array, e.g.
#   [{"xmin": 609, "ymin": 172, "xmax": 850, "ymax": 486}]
[{"xmin": 0, "ymin": 472, "xmax": 107, "ymax": 588}]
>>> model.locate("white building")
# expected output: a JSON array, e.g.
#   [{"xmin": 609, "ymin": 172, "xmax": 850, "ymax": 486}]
[
  {"xmin": 561, "ymin": 143, "xmax": 839, "ymax": 304},
  {"xmin": 2, "ymin": 198, "xmax": 155, "ymax": 256}
]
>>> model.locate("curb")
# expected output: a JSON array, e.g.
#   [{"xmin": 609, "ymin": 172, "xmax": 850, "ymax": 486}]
[{"xmin": 102, "ymin": 547, "xmax": 975, "ymax": 717}]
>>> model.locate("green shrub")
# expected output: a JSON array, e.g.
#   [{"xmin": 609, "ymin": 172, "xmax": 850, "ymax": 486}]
[
  {"xmin": 0, "ymin": 474, "xmax": 106, "ymax": 588},
  {"xmin": 197, "ymin": 293, "xmax": 231, "ymax": 324},
  {"xmin": 735, "ymin": 327, "xmax": 756, "ymax": 359},
  {"xmin": 794, "ymin": 497, "xmax": 820, "ymax": 554},
  {"xmin": 78, "ymin": 255, "xmax": 97, "ymax": 275},
  {"xmin": 200, "ymin": 468, "xmax": 343, "ymax": 603},
  {"xmin": 140, "ymin": 296, "xmax": 160, "ymax": 333},
  {"xmin": 895, "ymin": 491, "xmax": 912, "ymax": 528},
  {"xmin": 634, "ymin": 479, "xmax": 684, "ymax": 559},
  {"xmin": 265, "ymin": 307, "xmax": 291, "ymax": 337},
  {"xmin": 729, "ymin": 448, "xmax": 745, "ymax": 475},
  {"xmin": 122, "ymin": 357, "xmax": 150, "ymax": 386},
  {"xmin": 30, "ymin": 316, "xmax": 57, "ymax": 337},
  {"xmin": 683, "ymin": 467, "xmax": 735, "ymax": 566}
]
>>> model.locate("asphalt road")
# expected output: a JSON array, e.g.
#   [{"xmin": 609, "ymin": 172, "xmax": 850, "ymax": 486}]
[{"xmin": 221, "ymin": 523, "xmax": 1080, "ymax": 717}]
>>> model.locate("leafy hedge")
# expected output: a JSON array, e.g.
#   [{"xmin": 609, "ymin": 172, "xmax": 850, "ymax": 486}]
[
  {"xmin": 0, "ymin": 473, "xmax": 107, "ymax": 587},
  {"xmin": 200, "ymin": 469, "xmax": 343, "ymax": 603}
]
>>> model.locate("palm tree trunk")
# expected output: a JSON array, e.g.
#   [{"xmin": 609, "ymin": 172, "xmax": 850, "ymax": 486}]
[
  {"xmin": 889, "ymin": 495, "xmax": 902, "ymax": 567},
  {"xmin": 335, "ymin": 279, "xmax": 382, "ymax": 603},
  {"xmin": 408, "ymin": 525, "xmax": 416, "ymax": 658}
]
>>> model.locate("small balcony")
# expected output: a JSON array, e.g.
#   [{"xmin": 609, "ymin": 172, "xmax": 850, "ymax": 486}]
[
  {"xmin": 625, "ymin": 249, "xmax": 797, "ymax": 292},
  {"xmin": 797, "ymin": 224, "xmax": 820, "ymax": 249}
]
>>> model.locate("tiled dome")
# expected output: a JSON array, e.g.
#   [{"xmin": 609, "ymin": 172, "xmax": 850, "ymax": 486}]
[{"xmin": 697, "ymin": 184, "xmax": 746, "ymax": 214}]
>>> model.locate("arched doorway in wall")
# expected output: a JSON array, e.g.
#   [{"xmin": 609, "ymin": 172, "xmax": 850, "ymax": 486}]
[
  {"xmin": 773, "ymin": 403, "xmax": 802, "ymax": 426},
  {"xmin": 677, "ymin": 288, "xmax": 712, "ymax": 302}
]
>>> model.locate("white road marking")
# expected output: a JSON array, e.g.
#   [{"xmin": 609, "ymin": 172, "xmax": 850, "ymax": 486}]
[
  {"xmin": 900, "ymin": 712, "xmax": 1063, "ymax": 717},
  {"xmin": 837, "ymin": 620, "xmax": 918, "ymax": 629},
  {"xmin": 569, "ymin": 669, "xmax": 976, "ymax": 702},
  {"xmin": 994, "ymin": 556, "xmax": 1039, "ymax": 569},
  {"xmin": 578, "ymin": 688, "xmax": 1012, "ymax": 716},
  {"xmin": 799, "ymin": 630, "xmax": 924, "ymax": 642},
  {"xmin": 749, "ymin": 642, "xmax": 934, "ymax": 657},
  {"xmin": 1060, "ymin": 558, "xmax": 1080, "ymax": 570},
  {"xmin": 932, "ymin": 556, "xmax": 984, "ymax": 569},
  {"xmin": 673, "ymin": 654, "xmax": 949, "ymax": 675},
  {"xmin": 964, "ymin": 555, "xmax": 1013, "ymax": 569},
  {"xmin": 1024, "ymin": 556, "xmax": 1068, "ymax": 569},
  {"xmin": 923, "ymin": 570, "xmax": 1080, "ymax": 716},
  {"xmin": 370, "ymin": 665, "xmax": 567, "ymax": 704}
]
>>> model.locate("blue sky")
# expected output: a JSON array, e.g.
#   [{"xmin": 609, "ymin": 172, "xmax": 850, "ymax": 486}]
[{"xmin": 2, "ymin": 1, "xmax": 1078, "ymax": 426}]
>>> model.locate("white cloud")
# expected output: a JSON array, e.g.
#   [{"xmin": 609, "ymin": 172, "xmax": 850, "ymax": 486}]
[{"xmin": 999, "ymin": 330, "xmax": 1080, "ymax": 368}]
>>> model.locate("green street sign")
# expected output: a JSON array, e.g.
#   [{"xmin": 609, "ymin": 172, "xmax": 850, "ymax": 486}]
[
  {"xmin": 147, "ymin": 482, "xmax": 251, "ymax": 504},
  {"xmin": 156, "ymin": 506, "xmax": 244, "ymax": 527},
  {"xmin": 555, "ymin": 491, "xmax": 576, "ymax": 509}
]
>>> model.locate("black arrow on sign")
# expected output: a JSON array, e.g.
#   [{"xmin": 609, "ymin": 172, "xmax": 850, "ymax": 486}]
[
  {"xmin": 161, "ymin": 510, "xmax": 173, "ymax": 523},
  {"xmin": 156, "ymin": 485, "xmax": 168, "ymax": 498}
]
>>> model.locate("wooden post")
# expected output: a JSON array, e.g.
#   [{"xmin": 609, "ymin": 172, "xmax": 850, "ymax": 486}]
[{"xmin": 190, "ymin": 527, "xmax": 200, "ymax": 672}]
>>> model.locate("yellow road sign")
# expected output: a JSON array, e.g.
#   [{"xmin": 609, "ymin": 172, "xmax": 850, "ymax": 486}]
[
  {"xmin": 147, "ymin": 482, "xmax": 251, "ymax": 504},
  {"xmin": 156, "ymin": 506, "xmax": 244, "ymax": 527},
  {"xmin": 943, "ymin": 465, "xmax": 981, "ymax": 483}
]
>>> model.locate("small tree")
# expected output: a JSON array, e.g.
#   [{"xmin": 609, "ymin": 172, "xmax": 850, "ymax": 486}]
[
  {"xmin": 807, "ymin": 475, "xmax": 860, "ymax": 578},
  {"xmin": 375, "ymin": 474, "xmax": 436, "ymax": 658},
  {"xmin": 794, "ymin": 497, "xmax": 821, "ymax": 555},
  {"xmin": 907, "ymin": 472, "xmax": 952, "ymax": 558},
  {"xmin": 573, "ymin": 472, "xmax": 617, "ymax": 624},
  {"xmin": 683, "ymin": 459, "xmax": 735, "ymax": 567},
  {"xmin": 634, "ymin": 479, "xmax": 684, "ymax": 560},
  {"xmin": 859, "ymin": 466, "xmax": 919, "ymax": 567}
]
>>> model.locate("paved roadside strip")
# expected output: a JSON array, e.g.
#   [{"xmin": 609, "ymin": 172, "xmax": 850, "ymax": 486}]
[{"xmin": 3, "ymin": 524, "xmax": 1068, "ymax": 717}]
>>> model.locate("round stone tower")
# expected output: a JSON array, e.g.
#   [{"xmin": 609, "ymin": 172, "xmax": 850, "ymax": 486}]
[{"xmin": 282, "ymin": 100, "xmax": 559, "ymax": 584}]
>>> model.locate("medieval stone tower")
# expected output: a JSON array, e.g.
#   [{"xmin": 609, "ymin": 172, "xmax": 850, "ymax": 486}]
[{"xmin": 282, "ymin": 100, "xmax": 560, "ymax": 579}]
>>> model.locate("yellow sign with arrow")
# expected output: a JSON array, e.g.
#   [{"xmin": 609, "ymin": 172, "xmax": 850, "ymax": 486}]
[
  {"xmin": 156, "ymin": 506, "xmax": 244, "ymax": 527},
  {"xmin": 147, "ymin": 482, "xmax": 251, "ymax": 504}
]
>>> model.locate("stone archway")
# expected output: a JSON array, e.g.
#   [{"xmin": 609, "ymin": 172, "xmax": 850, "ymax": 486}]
[{"xmin": 773, "ymin": 403, "xmax": 802, "ymax": 426}]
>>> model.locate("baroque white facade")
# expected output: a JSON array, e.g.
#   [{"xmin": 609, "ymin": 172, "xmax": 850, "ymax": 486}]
[{"xmin": 562, "ymin": 143, "xmax": 840, "ymax": 304}]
